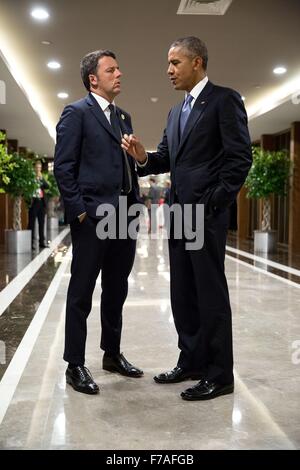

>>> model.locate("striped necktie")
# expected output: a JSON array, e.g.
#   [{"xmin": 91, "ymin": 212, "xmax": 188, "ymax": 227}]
[
  {"xmin": 179, "ymin": 94, "xmax": 193, "ymax": 137},
  {"xmin": 108, "ymin": 104, "xmax": 132, "ymax": 194}
]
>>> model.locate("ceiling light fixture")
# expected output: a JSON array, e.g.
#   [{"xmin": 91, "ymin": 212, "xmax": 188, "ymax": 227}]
[
  {"xmin": 273, "ymin": 66, "xmax": 287, "ymax": 75},
  {"xmin": 247, "ymin": 73, "xmax": 300, "ymax": 120},
  {"xmin": 41, "ymin": 40, "xmax": 51, "ymax": 45},
  {"xmin": 57, "ymin": 92, "xmax": 69, "ymax": 99},
  {"xmin": 0, "ymin": 34, "xmax": 56, "ymax": 141},
  {"xmin": 47, "ymin": 61, "xmax": 61, "ymax": 69},
  {"xmin": 150, "ymin": 97, "xmax": 158, "ymax": 103},
  {"xmin": 30, "ymin": 8, "xmax": 49, "ymax": 20}
]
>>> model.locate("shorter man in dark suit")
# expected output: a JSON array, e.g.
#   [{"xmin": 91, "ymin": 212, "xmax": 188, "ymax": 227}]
[
  {"xmin": 54, "ymin": 50, "xmax": 143, "ymax": 395},
  {"xmin": 122, "ymin": 37, "xmax": 252, "ymax": 400},
  {"xmin": 28, "ymin": 161, "xmax": 48, "ymax": 249}
]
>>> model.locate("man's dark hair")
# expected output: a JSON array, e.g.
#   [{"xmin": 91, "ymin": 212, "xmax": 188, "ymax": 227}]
[
  {"xmin": 80, "ymin": 50, "xmax": 116, "ymax": 91},
  {"xmin": 170, "ymin": 36, "xmax": 208, "ymax": 70}
]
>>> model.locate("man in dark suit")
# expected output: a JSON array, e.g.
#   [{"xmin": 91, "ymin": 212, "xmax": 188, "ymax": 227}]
[
  {"xmin": 122, "ymin": 37, "xmax": 252, "ymax": 400},
  {"xmin": 54, "ymin": 50, "xmax": 143, "ymax": 395}
]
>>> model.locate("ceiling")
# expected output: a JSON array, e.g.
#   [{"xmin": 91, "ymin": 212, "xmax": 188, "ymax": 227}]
[{"xmin": 0, "ymin": 0, "xmax": 300, "ymax": 157}]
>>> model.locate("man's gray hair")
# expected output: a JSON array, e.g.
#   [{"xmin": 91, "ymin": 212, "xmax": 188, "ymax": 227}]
[
  {"xmin": 80, "ymin": 50, "xmax": 116, "ymax": 91},
  {"xmin": 170, "ymin": 36, "xmax": 208, "ymax": 70}
]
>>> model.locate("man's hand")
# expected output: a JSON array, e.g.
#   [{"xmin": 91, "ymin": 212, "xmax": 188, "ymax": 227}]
[
  {"xmin": 121, "ymin": 134, "xmax": 147, "ymax": 164},
  {"xmin": 78, "ymin": 211, "xmax": 87, "ymax": 223}
]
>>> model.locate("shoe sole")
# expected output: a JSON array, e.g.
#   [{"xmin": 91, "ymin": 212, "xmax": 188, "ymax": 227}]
[
  {"xmin": 154, "ymin": 375, "xmax": 202, "ymax": 384},
  {"xmin": 103, "ymin": 364, "xmax": 143, "ymax": 378},
  {"xmin": 181, "ymin": 386, "xmax": 234, "ymax": 401},
  {"xmin": 66, "ymin": 377, "xmax": 99, "ymax": 395}
]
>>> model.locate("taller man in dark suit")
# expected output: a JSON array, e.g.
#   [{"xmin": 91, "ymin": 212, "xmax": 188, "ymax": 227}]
[
  {"xmin": 122, "ymin": 37, "xmax": 252, "ymax": 400},
  {"xmin": 54, "ymin": 50, "xmax": 143, "ymax": 395}
]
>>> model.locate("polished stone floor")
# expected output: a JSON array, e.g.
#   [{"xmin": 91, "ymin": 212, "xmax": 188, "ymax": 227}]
[
  {"xmin": 0, "ymin": 226, "xmax": 67, "ymax": 291},
  {"xmin": 227, "ymin": 233, "xmax": 300, "ymax": 284},
  {"xmin": 0, "ymin": 224, "xmax": 299, "ymax": 449}
]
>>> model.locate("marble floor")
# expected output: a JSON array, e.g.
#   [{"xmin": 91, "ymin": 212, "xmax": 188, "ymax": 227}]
[{"xmin": 0, "ymin": 224, "xmax": 299, "ymax": 450}]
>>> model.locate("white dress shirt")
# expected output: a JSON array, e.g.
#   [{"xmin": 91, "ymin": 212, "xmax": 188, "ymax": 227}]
[
  {"xmin": 187, "ymin": 75, "xmax": 208, "ymax": 109},
  {"xmin": 91, "ymin": 92, "xmax": 115, "ymax": 123}
]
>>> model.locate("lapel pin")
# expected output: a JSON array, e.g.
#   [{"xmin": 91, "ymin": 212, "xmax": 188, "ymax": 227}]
[{"xmin": 121, "ymin": 114, "xmax": 125, "ymax": 120}]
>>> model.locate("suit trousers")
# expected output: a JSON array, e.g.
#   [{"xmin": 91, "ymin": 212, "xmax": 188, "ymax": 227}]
[
  {"xmin": 64, "ymin": 206, "xmax": 137, "ymax": 365},
  {"xmin": 168, "ymin": 207, "xmax": 234, "ymax": 385},
  {"xmin": 28, "ymin": 198, "xmax": 46, "ymax": 245}
]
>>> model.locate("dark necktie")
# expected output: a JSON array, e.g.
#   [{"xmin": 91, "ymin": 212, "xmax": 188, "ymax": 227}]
[
  {"xmin": 179, "ymin": 93, "xmax": 193, "ymax": 137},
  {"xmin": 108, "ymin": 104, "xmax": 132, "ymax": 194}
]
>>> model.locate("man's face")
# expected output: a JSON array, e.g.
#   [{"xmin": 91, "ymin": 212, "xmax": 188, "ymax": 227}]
[
  {"xmin": 35, "ymin": 163, "xmax": 42, "ymax": 175},
  {"xmin": 89, "ymin": 55, "xmax": 122, "ymax": 101},
  {"xmin": 167, "ymin": 46, "xmax": 201, "ymax": 92}
]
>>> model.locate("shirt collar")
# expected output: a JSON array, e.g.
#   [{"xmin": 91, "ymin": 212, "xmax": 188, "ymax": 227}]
[
  {"xmin": 188, "ymin": 76, "xmax": 208, "ymax": 103},
  {"xmin": 91, "ymin": 92, "xmax": 115, "ymax": 112}
]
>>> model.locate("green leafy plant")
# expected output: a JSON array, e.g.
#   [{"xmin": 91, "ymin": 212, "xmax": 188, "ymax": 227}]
[
  {"xmin": 0, "ymin": 132, "xmax": 17, "ymax": 192},
  {"xmin": 43, "ymin": 172, "xmax": 60, "ymax": 217},
  {"xmin": 43, "ymin": 172, "xmax": 60, "ymax": 198},
  {"xmin": 5, "ymin": 153, "xmax": 39, "ymax": 230},
  {"xmin": 245, "ymin": 147, "xmax": 291, "ymax": 231}
]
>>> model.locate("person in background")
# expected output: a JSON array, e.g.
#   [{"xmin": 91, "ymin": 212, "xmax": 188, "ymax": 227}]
[
  {"xmin": 147, "ymin": 177, "xmax": 161, "ymax": 233},
  {"xmin": 28, "ymin": 160, "xmax": 48, "ymax": 249}
]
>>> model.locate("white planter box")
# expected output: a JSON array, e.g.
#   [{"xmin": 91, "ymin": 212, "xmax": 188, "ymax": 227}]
[
  {"xmin": 254, "ymin": 230, "xmax": 277, "ymax": 253},
  {"xmin": 47, "ymin": 217, "xmax": 59, "ymax": 230},
  {"xmin": 5, "ymin": 229, "xmax": 32, "ymax": 253}
]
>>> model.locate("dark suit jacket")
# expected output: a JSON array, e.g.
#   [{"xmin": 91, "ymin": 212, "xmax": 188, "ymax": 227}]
[
  {"xmin": 54, "ymin": 93, "xmax": 140, "ymax": 222},
  {"xmin": 138, "ymin": 81, "xmax": 252, "ymax": 228}
]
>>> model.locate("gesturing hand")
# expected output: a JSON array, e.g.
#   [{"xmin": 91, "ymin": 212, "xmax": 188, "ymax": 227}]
[{"xmin": 121, "ymin": 134, "xmax": 147, "ymax": 164}]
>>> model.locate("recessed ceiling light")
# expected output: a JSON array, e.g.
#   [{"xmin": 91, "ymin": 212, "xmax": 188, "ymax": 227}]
[
  {"xmin": 273, "ymin": 66, "xmax": 287, "ymax": 75},
  {"xmin": 41, "ymin": 40, "xmax": 51, "ymax": 45},
  {"xmin": 47, "ymin": 61, "xmax": 61, "ymax": 69},
  {"xmin": 57, "ymin": 92, "xmax": 69, "ymax": 99},
  {"xmin": 150, "ymin": 97, "xmax": 158, "ymax": 103},
  {"xmin": 31, "ymin": 8, "xmax": 49, "ymax": 20}
]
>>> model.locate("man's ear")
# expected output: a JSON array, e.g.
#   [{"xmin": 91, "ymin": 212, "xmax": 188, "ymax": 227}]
[
  {"xmin": 89, "ymin": 74, "xmax": 97, "ymax": 88},
  {"xmin": 193, "ymin": 56, "xmax": 203, "ymax": 70}
]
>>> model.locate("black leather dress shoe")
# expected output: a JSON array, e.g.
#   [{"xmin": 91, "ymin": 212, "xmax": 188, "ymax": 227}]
[
  {"xmin": 154, "ymin": 366, "xmax": 202, "ymax": 384},
  {"xmin": 39, "ymin": 243, "xmax": 48, "ymax": 248},
  {"xmin": 103, "ymin": 353, "xmax": 143, "ymax": 378},
  {"xmin": 181, "ymin": 379, "xmax": 234, "ymax": 401},
  {"xmin": 66, "ymin": 365, "xmax": 99, "ymax": 394}
]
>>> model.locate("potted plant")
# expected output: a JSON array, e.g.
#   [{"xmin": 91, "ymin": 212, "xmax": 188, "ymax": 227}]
[
  {"xmin": 43, "ymin": 171, "xmax": 60, "ymax": 230},
  {"xmin": 245, "ymin": 146, "xmax": 291, "ymax": 253},
  {"xmin": 0, "ymin": 131, "xmax": 16, "ymax": 191},
  {"xmin": 4, "ymin": 152, "xmax": 38, "ymax": 253}
]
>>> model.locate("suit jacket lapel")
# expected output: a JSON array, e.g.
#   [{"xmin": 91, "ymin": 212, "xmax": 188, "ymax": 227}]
[
  {"xmin": 115, "ymin": 108, "xmax": 136, "ymax": 171},
  {"xmin": 116, "ymin": 108, "xmax": 130, "ymax": 136},
  {"xmin": 169, "ymin": 103, "xmax": 182, "ymax": 156},
  {"xmin": 86, "ymin": 93, "xmax": 119, "ymax": 143},
  {"xmin": 176, "ymin": 81, "xmax": 213, "ymax": 157}
]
